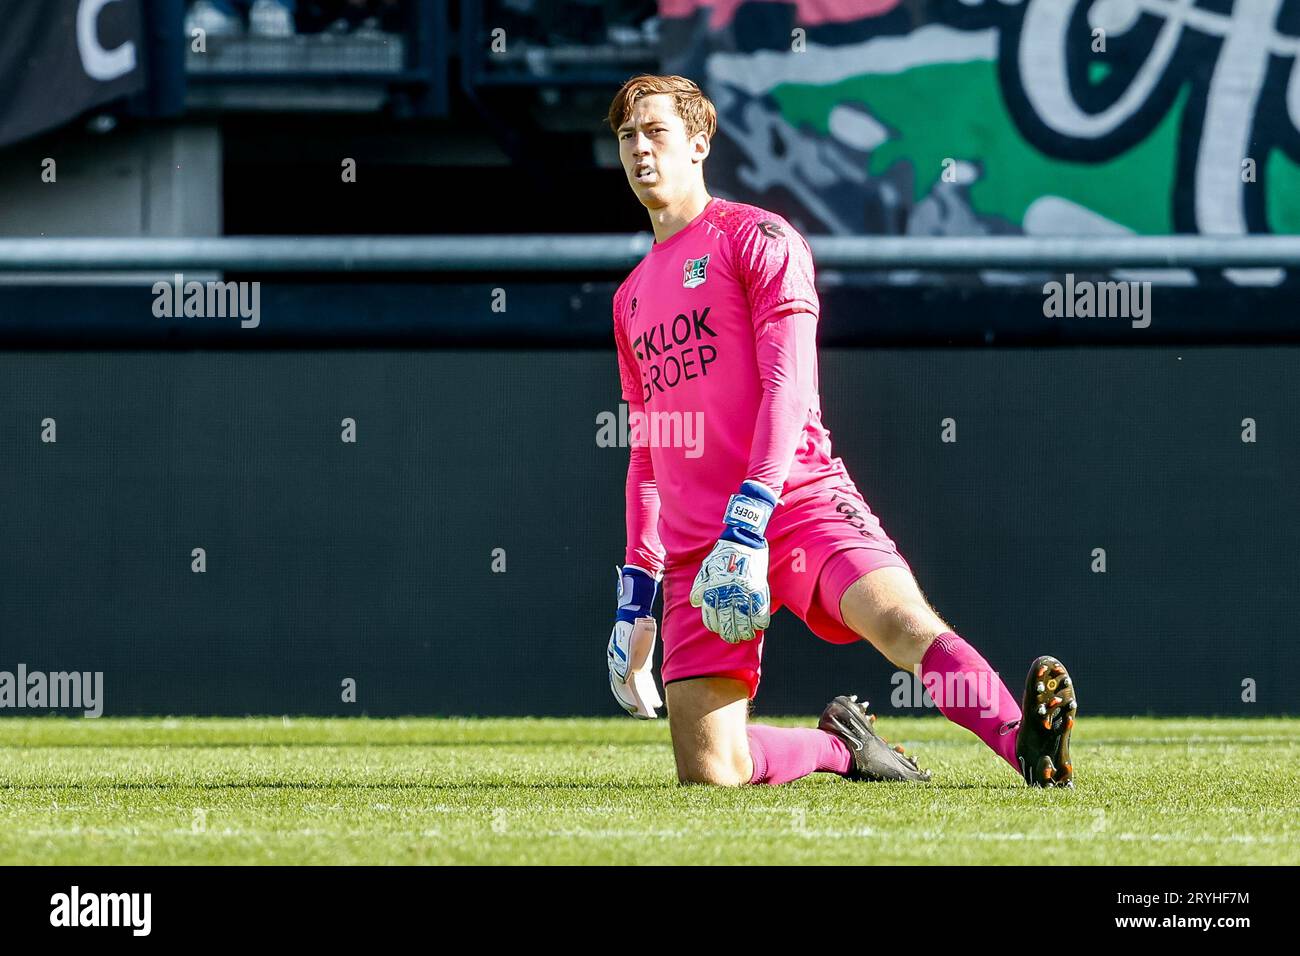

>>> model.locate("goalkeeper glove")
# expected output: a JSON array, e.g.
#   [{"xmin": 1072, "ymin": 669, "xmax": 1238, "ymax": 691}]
[
  {"xmin": 607, "ymin": 564, "xmax": 663, "ymax": 719},
  {"xmin": 689, "ymin": 480, "xmax": 778, "ymax": 644}
]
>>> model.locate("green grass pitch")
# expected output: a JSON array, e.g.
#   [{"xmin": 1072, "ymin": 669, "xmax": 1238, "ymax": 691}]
[{"xmin": 0, "ymin": 716, "xmax": 1295, "ymax": 865}]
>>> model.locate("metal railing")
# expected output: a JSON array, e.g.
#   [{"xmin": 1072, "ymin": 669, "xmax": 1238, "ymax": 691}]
[{"xmin": 1, "ymin": 235, "xmax": 1299, "ymax": 272}]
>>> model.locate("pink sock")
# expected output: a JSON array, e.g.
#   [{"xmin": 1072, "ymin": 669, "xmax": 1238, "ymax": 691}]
[
  {"xmin": 919, "ymin": 632, "xmax": 1022, "ymax": 771},
  {"xmin": 746, "ymin": 725, "xmax": 853, "ymax": 785}
]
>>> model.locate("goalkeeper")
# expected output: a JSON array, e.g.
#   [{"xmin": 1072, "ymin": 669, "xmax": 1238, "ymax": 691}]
[{"xmin": 605, "ymin": 75, "xmax": 1076, "ymax": 788}]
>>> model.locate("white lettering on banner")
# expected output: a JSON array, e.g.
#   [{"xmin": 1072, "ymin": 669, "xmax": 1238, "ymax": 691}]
[
  {"xmin": 77, "ymin": 0, "xmax": 137, "ymax": 82},
  {"xmin": 1020, "ymin": 0, "xmax": 1288, "ymax": 236}
]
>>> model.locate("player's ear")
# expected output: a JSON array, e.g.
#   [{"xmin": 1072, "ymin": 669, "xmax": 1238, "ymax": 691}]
[{"xmin": 693, "ymin": 133, "xmax": 710, "ymax": 164}]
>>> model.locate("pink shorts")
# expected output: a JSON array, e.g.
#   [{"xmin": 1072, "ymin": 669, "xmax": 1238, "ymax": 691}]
[{"xmin": 659, "ymin": 480, "xmax": 912, "ymax": 698}]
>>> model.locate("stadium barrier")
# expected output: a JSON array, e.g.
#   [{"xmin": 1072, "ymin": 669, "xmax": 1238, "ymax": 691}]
[
  {"xmin": 0, "ymin": 346, "xmax": 1294, "ymax": 717},
  {"xmin": 3, "ymin": 234, "xmax": 1300, "ymax": 270},
  {"xmin": 0, "ymin": 236, "xmax": 1296, "ymax": 717}
]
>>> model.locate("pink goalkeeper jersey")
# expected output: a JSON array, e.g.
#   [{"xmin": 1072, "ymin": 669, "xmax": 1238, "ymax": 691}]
[{"xmin": 614, "ymin": 196, "xmax": 851, "ymax": 574}]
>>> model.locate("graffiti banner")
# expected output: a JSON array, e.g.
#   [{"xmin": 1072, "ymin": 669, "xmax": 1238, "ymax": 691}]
[
  {"xmin": 660, "ymin": 0, "xmax": 1300, "ymax": 274},
  {"xmin": 0, "ymin": 0, "xmax": 146, "ymax": 149}
]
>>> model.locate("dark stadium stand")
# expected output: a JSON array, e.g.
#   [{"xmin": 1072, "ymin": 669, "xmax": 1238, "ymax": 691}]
[{"xmin": 177, "ymin": 0, "xmax": 658, "ymax": 114}]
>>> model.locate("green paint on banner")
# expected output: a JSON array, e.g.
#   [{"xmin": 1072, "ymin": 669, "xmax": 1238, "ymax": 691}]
[
  {"xmin": 773, "ymin": 60, "xmax": 1189, "ymax": 235},
  {"xmin": 1265, "ymin": 150, "xmax": 1300, "ymax": 233}
]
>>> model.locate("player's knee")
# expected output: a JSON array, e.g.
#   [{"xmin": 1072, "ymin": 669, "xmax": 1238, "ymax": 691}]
[
  {"xmin": 665, "ymin": 676, "xmax": 753, "ymax": 786},
  {"xmin": 675, "ymin": 746, "xmax": 751, "ymax": 787},
  {"xmin": 677, "ymin": 765, "xmax": 749, "ymax": 787},
  {"xmin": 877, "ymin": 601, "xmax": 944, "ymax": 659}
]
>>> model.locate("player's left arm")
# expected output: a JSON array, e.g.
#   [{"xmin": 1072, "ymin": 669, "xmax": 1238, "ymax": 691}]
[
  {"xmin": 736, "ymin": 214, "xmax": 822, "ymax": 496},
  {"xmin": 689, "ymin": 216, "xmax": 820, "ymax": 644},
  {"xmin": 746, "ymin": 309, "xmax": 818, "ymax": 494}
]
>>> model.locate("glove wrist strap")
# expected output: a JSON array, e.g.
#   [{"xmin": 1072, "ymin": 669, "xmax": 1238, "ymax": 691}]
[
  {"xmin": 615, "ymin": 564, "xmax": 659, "ymax": 621},
  {"xmin": 720, "ymin": 479, "xmax": 777, "ymax": 547}
]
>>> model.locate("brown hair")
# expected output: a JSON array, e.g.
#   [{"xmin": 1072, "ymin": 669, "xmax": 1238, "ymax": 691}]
[{"xmin": 607, "ymin": 74, "xmax": 717, "ymax": 143}]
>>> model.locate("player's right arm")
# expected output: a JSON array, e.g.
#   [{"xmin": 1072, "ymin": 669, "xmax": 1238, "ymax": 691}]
[
  {"xmin": 608, "ymin": 290, "xmax": 666, "ymax": 717},
  {"xmin": 613, "ymin": 285, "xmax": 666, "ymax": 575},
  {"xmin": 622, "ymin": 399, "xmax": 665, "ymax": 576}
]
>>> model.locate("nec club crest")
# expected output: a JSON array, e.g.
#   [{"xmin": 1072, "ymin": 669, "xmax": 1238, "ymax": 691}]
[{"xmin": 682, "ymin": 254, "xmax": 709, "ymax": 289}]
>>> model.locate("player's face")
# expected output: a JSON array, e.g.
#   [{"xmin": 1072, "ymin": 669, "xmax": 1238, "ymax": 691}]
[{"xmin": 618, "ymin": 94, "xmax": 706, "ymax": 207}]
